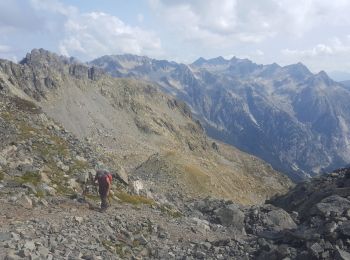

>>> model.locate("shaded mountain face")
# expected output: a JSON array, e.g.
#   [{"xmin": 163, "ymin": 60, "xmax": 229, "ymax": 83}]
[
  {"xmin": 341, "ymin": 80, "xmax": 350, "ymax": 89},
  {"xmin": 0, "ymin": 49, "xmax": 292, "ymax": 205},
  {"xmin": 90, "ymin": 55, "xmax": 350, "ymax": 181}
]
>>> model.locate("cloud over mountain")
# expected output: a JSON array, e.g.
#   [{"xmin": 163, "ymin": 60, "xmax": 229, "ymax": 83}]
[{"xmin": 0, "ymin": 0, "xmax": 163, "ymax": 61}]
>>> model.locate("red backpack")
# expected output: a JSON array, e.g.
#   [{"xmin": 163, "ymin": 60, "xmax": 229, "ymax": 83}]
[{"xmin": 96, "ymin": 170, "xmax": 112, "ymax": 184}]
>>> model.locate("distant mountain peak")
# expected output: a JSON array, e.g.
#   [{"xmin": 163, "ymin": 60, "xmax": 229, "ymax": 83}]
[
  {"xmin": 282, "ymin": 62, "xmax": 312, "ymax": 80},
  {"xmin": 20, "ymin": 48, "xmax": 64, "ymax": 65},
  {"xmin": 284, "ymin": 62, "xmax": 310, "ymax": 72},
  {"xmin": 192, "ymin": 57, "xmax": 207, "ymax": 66},
  {"xmin": 306, "ymin": 70, "xmax": 334, "ymax": 86},
  {"xmin": 208, "ymin": 56, "xmax": 227, "ymax": 63},
  {"xmin": 316, "ymin": 70, "xmax": 329, "ymax": 79},
  {"xmin": 192, "ymin": 56, "xmax": 229, "ymax": 67}
]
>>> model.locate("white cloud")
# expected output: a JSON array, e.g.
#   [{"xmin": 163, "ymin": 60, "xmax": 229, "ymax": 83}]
[
  {"xmin": 150, "ymin": 0, "xmax": 277, "ymax": 44},
  {"xmin": 0, "ymin": 0, "xmax": 163, "ymax": 61},
  {"xmin": 281, "ymin": 37, "xmax": 350, "ymax": 72},
  {"xmin": 282, "ymin": 38, "xmax": 350, "ymax": 58},
  {"xmin": 58, "ymin": 12, "xmax": 162, "ymax": 60},
  {"xmin": 0, "ymin": 44, "xmax": 12, "ymax": 53},
  {"xmin": 149, "ymin": 0, "xmax": 350, "ymax": 45},
  {"xmin": 282, "ymin": 44, "xmax": 334, "ymax": 57}
]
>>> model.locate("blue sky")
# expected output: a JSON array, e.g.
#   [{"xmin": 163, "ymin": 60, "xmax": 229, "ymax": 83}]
[{"xmin": 1, "ymin": 0, "xmax": 350, "ymax": 80}]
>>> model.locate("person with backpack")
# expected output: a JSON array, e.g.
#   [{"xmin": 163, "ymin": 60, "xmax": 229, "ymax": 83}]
[{"xmin": 94, "ymin": 169, "xmax": 113, "ymax": 211}]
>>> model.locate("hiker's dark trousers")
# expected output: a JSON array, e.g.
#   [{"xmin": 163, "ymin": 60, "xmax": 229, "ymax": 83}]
[{"xmin": 99, "ymin": 189, "xmax": 109, "ymax": 209}]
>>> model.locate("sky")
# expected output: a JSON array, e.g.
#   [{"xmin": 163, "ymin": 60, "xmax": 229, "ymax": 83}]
[{"xmin": 1, "ymin": 0, "xmax": 350, "ymax": 80}]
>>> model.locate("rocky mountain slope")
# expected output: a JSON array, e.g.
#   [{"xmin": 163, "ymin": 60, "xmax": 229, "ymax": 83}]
[
  {"xmin": 91, "ymin": 55, "xmax": 350, "ymax": 181},
  {"xmin": 1, "ymin": 49, "xmax": 350, "ymax": 260},
  {"xmin": 0, "ymin": 49, "xmax": 291, "ymax": 207},
  {"xmin": 341, "ymin": 80, "xmax": 350, "ymax": 89},
  {"xmin": 1, "ymin": 138, "xmax": 350, "ymax": 259}
]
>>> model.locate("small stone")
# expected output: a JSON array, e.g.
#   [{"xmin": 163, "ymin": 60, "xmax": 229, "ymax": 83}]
[
  {"xmin": 4, "ymin": 250, "xmax": 21, "ymax": 260},
  {"xmin": 39, "ymin": 168, "xmax": 51, "ymax": 184},
  {"xmin": 321, "ymin": 251, "xmax": 330, "ymax": 259},
  {"xmin": 324, "ymin": 221, "xmax": 338, "ymax": 234},
  {"xmin": 0, "ymin": 232, "xmax": 12, "ymax": 242},
  {"xmin": 195, "ymin": 251, "xmax": 206, "ymax": 259},
  {"xmin": 339, "ymin": 221, "xmax": 350, "ymax": 237},
  {"xmin": 38, "ymin": 246, "xmax": 50, "ymax": 257},
  {"xmin": 75, "ymin": 155, "xmax": 87, "ymax": 162},
  {"xmin": 345, "ymin": 209, "xmax": 350, "ymax": 219},
  {"xmin": 134, "ymin": 234, "xmax": 148, "ymax": 245},
  {"xmin": 309, "ymin": 242, "xmax": 323, "ymax": 256},
  {"xmin": 24, "ymin": 240, "xmax": 36, "ymax": 251},
  {"xmin": 335, "ymin": 248, "xmax": 350, "ymax": 260},
  {"xmin": 17, "ymin": 195, "xmax": 33, "ymax": 209},
  {"xmin": 39, "ymin": 199, "xmax": 49, "ymax": 207},
  {"xmin": 11, "ymin": 232, "xmax": 20, "ymax": 241},
  {"xmin": 74, "ymin": 216, "xmax": 84, "ymax": 224}
]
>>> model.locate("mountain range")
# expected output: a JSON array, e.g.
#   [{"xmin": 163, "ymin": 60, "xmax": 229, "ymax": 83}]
[{"xmin": 90, "ymin": 54, "xmax": 350, "ymax": 181}]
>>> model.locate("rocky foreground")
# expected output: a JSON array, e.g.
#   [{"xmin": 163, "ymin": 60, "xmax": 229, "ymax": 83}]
[{"xmin": 1, "ymin": 169, "xmax": 350, "ymax": 259}]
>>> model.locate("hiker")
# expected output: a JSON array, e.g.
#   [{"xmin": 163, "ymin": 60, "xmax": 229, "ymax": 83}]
[{"xmin": 94, "ymin": 170, "xmax": 112, "ymax": 210}]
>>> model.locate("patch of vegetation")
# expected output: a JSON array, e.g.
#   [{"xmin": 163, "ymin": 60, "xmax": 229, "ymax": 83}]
[
  {"xmin": 51, "ymin": 179, "xmax": 74, "ymax": 196},
  {"xmin": 32, "ymin": 136, "xmax": 69, "ymax": 159},
  {"xmin": 0, "ymin": 111, "xmax": 13, "ymax": 121},
  {"xmin": 159, "ymin": 205, "xmax": 183, "ymax": 218},
  {"xmin": 69, "ymin": 159, "xmax": 89, "ymax": 175},
  {"xmin": 102, "ymin": 240, "xmax": 117, "ymax": 253},
  {"xmin": 116, "ymin": 191, "xmax": 154, "ymax": 206},
  {"xmin": 0, "ymin": 171, "xmax": 4, "ymax": 181},
  {"xmin": 102, "ymin": 240, "xmax": 127, "ymax": 258},
  {"xmin": 114, "ymin": 244, "xmax": 125, "ymax": 258},
  {"xmin": 10, "ymin": 96, "xmax": 42, "ymax": 114},
  {"xmin": 35, "ymin": 190, "xmax": 45, "ymax": 198},
  {"xmin": 17, "ymin": 171, "xmax": 41, "ymax": 185},
  {"xmin": 85, "ymin": 193, "xmax": 100, "ymax": 202},
  {"xmin": 183, "ymin": 164, "xmax": 210, "ymax": 193},
  {"xmin": 17, "ymin": 121, "xmax": 36, "ymax": 140}
]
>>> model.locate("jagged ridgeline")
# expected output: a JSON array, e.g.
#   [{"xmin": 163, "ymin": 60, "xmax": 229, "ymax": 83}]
[
  {"xmin": 0, "ymin": 49, "xmax": 291, "ymax": 205},
  {"xmin": 90, "ymin": 54, "xmax": 350, "ymax": 181}
]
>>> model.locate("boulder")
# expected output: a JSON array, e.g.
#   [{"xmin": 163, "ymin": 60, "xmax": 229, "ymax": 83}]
[
  {"xmin": 338, "ymin": 221, "xmax": 350, "ymax": 237},
  {"xmin": 115, "ymin": 165, "xmax": 128, "ymax": 185},
  {"xmin": 39, "ymin": 183, "xmax": 56, "ymax": 196},
  {"xmin": 67, "ymin": 178, "xmax": 81, "ymax": 191},
  {"xmin": 265, "ymin": 209, "xmax": 297, "ymax": 231},
  {"xmin": 77, "ymin": 171, "xmax": 91, "ymax": 184},
  {"xmin": 313, "ymin": 195, "xmax": 350, "ymax": 217},
  {"xmin": 57, "ymin": 161, "xmax": 69, "ymax": 172},
  {"xmin": 191, "ymin": 217, "xmax": 211, "ymax": 233},
  {"xmin": 214, "ymin": 204, "xmax": 245, "ymax": 233},
  {"xmin": 335, "ymin": 248, "xmax": 350, "ymax": 260},
  {"xmin": 130, "ymin": 180, "xmax": 144, "ymax": 195}
]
